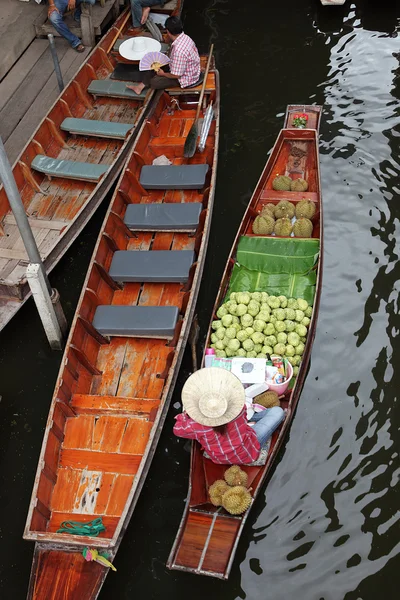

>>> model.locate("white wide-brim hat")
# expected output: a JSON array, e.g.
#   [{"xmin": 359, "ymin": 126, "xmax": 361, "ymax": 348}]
[
  {"xmin": 182, "ymin": 368, "xmax": 245, "ymax": 427},
  {"xmin": 119, "ymin": 36, "xmax": 161, "ymax": 61}
]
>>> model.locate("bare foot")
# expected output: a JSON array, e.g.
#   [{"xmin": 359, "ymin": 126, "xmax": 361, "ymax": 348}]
[
  {"xmin": 141, "ymin": 7, "xmax": 150, "ymax": 25},
  {"xmin": 126, "ymin": 83, "xmax": 145, "ymax": 95}
]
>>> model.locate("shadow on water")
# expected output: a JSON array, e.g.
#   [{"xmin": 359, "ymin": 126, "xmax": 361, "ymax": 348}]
[{"xmin": 0, "ymin": 1, "xmax": 399, "ymax": 599}]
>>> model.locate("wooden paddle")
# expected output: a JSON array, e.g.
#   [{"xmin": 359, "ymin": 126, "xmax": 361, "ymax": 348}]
[
  {"xmin": 183, "ymin": 44, "xmax": 214, "ymax": 158},
  {"xmin": 106, "ymin": 9, "xmax": 131, "ymax": 54}
]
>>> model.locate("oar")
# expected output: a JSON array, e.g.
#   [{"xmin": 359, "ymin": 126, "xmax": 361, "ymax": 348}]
[
  {"xmin": 106, "ymin": 9, "xmax": 131, "ymax": 54},
  {"xmin": 189, "ymin": 315, "xmax": 200, "ymax": 372},
  {"xmin": 184, "ymin": 44, "xmax": 214, "ymax": 158}
]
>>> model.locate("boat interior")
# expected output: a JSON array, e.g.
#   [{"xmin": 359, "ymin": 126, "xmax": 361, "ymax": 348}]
[
  {"xmin": 168, "ymin": 127, "xmax": 322, "ymax": 578},
  {"xmin": 24, "ymin": 85, "xmax": 218, "ymax": 548}
]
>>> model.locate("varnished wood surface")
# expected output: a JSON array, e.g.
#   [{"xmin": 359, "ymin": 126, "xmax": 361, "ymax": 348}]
[
  {"xmin": 168, "ymin": 107, "xmax": 323, "ymax": 579},
  {"xmin": 0, "ymin": 8, "xmax": 153, "ymax": 333},
  {"xmin": 24, "ymin": 62, "xmax": 220, "ymax": 599}
]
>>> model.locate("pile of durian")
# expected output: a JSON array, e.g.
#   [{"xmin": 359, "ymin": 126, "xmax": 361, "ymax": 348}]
[
  {"xmin": 208, "ymin": 466, "xmax": 252, "ymax": 515},
  {"xmin": 252, "ymin": 198, "xmax": 316, "ymax": 238}
]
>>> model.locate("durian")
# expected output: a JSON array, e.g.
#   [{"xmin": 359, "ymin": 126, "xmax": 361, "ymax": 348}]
[
  {"xmin": 274, "ymin": 217, "xmax": 293, "ymax": 237},
  {"xmin": 252, "ymin": 214, "xmax": 275, "ymax": 235},
  {"xmin": 221, "ymin": 486, "xmax": 252, "ymax": 515},
  {"xmin": 224, "ymin": 465, "xmax": 248, "ymax": 487},
  {"xmin": 209, "ymin": 480, "xmax": 230, "ymax": 506},
  {"xmin": 295, "ymin": 199, "xmax": 316, "ymax": 220},
  {"xmin": 255, "ymin": 390, "xmax": 280, "ymax": 408},
  {"xmin": 290, "ymin": 178, "xmax": 308, "ymax": 192},
  {"xmin": 274, "ymin": 200, "xmax": 295, "ymax": 219},
  {"xmin": 272, "ymin": 175, "xmax": 292, "ymax": 191},
  {"xmin": 293, "ymin": 218, "xmax": 313, "ymax": 238},
  {"xmin": 260, "ymin": 203, "xmax": 276, "ymax": 219}
]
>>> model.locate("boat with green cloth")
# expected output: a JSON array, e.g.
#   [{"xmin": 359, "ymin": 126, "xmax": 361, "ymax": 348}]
[{"xmin": 167, "ymin": 105, "xmax": 323, "ymax": 579}]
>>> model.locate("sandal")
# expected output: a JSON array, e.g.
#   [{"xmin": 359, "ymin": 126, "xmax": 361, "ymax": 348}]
[{"xmin": 74, "ymin": 44, "xmax": 85, "ymax": 53}]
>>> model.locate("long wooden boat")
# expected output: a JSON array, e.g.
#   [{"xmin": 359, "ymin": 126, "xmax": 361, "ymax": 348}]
[
  {"xmin": 23, "ymin": 59, "xmax": 220, "ymax": 598},
  {"xmin": 167, "ymin": 105, "xmax": 323, "ymax": 579},
  {"xmin": 0, "ymin": 1, "xmax": 183, "ymax": 333}
]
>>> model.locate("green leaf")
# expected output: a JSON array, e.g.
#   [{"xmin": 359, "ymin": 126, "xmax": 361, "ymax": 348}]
[
  {"xmin": 236, "ymin": 236, "xmax": 320, "ymax": 274},
  {"xmin": 225, "ymin": 236, "xmax": 320, "ymax": 304},
  {"xmin": 227, "ymin": 265, "xmax": 317, "ymax": 305}
]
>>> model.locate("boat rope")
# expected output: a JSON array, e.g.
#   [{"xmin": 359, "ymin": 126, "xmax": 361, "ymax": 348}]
[
  {"xmin": 82, "ymin": 547, "xmax": 117, "ymax": 571},
  {"xmin": 57, "ymin": 517, "xmax": 106, "ymax": 537}
]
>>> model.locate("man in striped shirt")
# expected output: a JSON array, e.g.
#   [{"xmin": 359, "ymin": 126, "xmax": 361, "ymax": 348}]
[
  {"xmin": 127, "ymin": 17, "xmax": 201, "ymax": 95},
  {"xmin": 173, "ymin": 369, "xmax": 284, "ymax": 465}
]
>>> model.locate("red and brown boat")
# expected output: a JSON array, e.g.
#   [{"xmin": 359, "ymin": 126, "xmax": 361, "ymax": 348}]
[
  {"xmin": 0, "ymin": 1, "xmax": 183, "ymax": 333},
  {"xmin": 167, "ymin": 105, "xmax": 323, "ymax": 579},
  {"xmin": 23, "ymin": 63, "xmax": 220, "ymax": 597}
]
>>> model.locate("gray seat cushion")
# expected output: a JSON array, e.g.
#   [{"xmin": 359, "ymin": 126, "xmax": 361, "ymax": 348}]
[
  {"xmin": 31, "ymin": 155, "xmax": 109, "ymax": 182},
  {"xmin": 93, "ymin": 305, "xmax": 179, "ymax": 338},
  {"xmin": 139, "ymin": 164, "xmax": 209, "ymax": 190},
  {"xmin": 109, "ymin": 250, "xmax": 194, "ymax": 283},
  {"xmin": 61, "ymin": 118, "xmax": 133, "ymax": 139},
  {"xmin": 87, "ymin": 79, "xmax": 147, "ymax": 100},
  {"xmin": 124, "ymin": 202, "xmax": 202, "ymax": 231}
]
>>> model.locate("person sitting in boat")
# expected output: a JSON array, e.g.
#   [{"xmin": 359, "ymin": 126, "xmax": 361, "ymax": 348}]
[
  {"xmin": 173, "ymin": 368, "xmax": 284, "ymax": 465},
  {"xmin": 126, "ymin": 16, "xmax": 201, "ymax": 95},
  {"xmin": 47, "ymin": 0, "xmax": 96, "ymax": 53},
  {"xmin": 130, "ymin": 0, "xmax": 165, "ymax": 30}
]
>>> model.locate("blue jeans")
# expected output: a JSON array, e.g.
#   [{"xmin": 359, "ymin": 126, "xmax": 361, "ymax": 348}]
[
  {"xmin": 251, "ymin": 407, "xmax": 285, "ymax": 447},
  {"xmin": 130, "ymin": 0, "xmax": 164, "ymax": 28},
  {"xmin": 49, "ymin": 0, "xmax": 96, "ymax": 49}
]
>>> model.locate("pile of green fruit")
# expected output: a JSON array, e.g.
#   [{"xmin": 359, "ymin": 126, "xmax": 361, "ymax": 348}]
[
  {"xmin": 252, "ymin": 198, "xmax": 316, "ymax": 238},
  {"xmin": 210, "ymin": 291, "xmax": 313, "ymax": 377}
]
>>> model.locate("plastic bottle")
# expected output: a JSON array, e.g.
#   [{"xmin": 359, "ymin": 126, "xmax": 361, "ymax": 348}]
[{"xmin": 204, "ymin": 348, "xmax": 215, "ymax": 367}]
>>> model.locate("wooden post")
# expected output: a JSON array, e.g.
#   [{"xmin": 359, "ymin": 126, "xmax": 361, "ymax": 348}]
[{"xmin": 80, "ymin": 4, "xmax": 95, "ymax": 47}]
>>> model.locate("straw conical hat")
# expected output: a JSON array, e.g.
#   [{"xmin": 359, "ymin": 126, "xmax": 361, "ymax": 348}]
[{"xmin": 182, "ymin": 368, "xmax": 245, "ymax": 427}]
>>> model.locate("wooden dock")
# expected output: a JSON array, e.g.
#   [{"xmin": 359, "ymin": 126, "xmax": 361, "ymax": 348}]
[{"xmin": 0, "ymin": 38, "xmax": 90, "ymax": 165}]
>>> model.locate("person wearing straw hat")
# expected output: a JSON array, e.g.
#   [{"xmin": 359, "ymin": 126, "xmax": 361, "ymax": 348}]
[
  {"xmin": 173, "ymin": 368, "xmax": 284, "ymax": 465},
  {"xmin": 127, "ymin": 16, "xmax": 201, "ymax": 95}
]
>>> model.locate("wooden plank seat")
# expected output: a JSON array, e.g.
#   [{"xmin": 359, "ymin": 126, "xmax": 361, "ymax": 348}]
[
  {"xmin": 139, "ymin": 164, "xmax": 209, "ymax": 190},
  {"xmin": 109, "ymin": 249, "xmax": 195, "ymax": 283},
  {"xmin": 87, "ymin": 79, "xmax": 147, "ymax": 100},
  {"xmin": 71, "ymin": 394, "xmax": 160, "ymax": 416},
  {"xmin": 61, "ymin": 118, "xmax": 134, "ymax": 139},
  {"xmin": 124, "ymin": 202, "xmax": 202, "ymax": 231},
  {"xmin": 92, "ymin": 305, "xmax": 179, "ymax": 339},
  {"xmin": 31, "ymin": 155, "xmax": 109, "ymax": 182},
  {"xmin": 166, "ymin": 71, "xmax": 215, "ymax": 95}
]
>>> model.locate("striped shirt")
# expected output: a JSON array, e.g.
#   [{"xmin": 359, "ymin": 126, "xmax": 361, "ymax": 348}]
[
  {"xmin": 173, "ymin": 407, "xmax": 260, "ymax": 465},
  {"xmin": 169, "ymin": 32, "xmax": 201, "ymax": 88}
]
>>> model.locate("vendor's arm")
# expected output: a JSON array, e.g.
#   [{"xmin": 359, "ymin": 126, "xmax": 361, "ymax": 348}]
[
  {"xmin": 173, "ymin": 412, "xmax": 198, "ymax": 439},
  {"xmin": 157, "ymin": 69, "xmax": 180, "ymax": 80}
]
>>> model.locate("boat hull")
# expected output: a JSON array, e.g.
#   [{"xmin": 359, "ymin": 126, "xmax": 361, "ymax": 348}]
[{"xmin": 168, "ymin": 107, "xmax": 323, "ymax": 579}]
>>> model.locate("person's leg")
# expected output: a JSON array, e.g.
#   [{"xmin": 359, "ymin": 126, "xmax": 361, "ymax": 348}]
[
  {"xmin": 126, "ymin": 72, "xmax": 180, "ymax": 95},
  {"xmin": 74, "ymin": 0, "xmax": 96, "ymax": 22},
  {"xmin": 252, "ymin": 407, "xmax": 285, "ymax": 447},
  {"xmin": 140, "ymin": 0, "xmax": 162, "ymax": 25},
  {"xmin": 130, "ymin": 0, "xmax": 144, "ymax": 27},
  {"xmin": 50, "ymin": 0, "xmax": 82, "ymax": 49}
]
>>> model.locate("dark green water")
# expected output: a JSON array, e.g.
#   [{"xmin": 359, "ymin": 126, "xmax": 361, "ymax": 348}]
[{"xmin": 0, "ymin": 0, "xmax": 399, "ymax": 598}]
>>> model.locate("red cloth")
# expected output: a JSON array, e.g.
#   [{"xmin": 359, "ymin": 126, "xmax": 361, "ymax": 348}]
[
  {"xmin": 169, "ymin": 32, "xmax": 201, "ymax": 88},
  {"xmin": 173, "ymin": 407, "xmax": 260, "ymax": 465}
]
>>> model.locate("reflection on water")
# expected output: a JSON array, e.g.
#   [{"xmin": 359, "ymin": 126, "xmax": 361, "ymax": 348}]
[{"xmin": 0, "ymin": 1, "xmax": 399, "ymax": 599}]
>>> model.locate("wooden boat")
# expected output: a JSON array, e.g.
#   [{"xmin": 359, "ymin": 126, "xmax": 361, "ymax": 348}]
[
  {"xmin": 23, "ymin": 60, "xmax": 220, "ymax": 598},
  {"xmin": 167, "ymin": 105, "xmax": 323, "ymax": 579},
  {"xmin": 0, "ymin": 1, "xmax": 183, "ymax": 333}
]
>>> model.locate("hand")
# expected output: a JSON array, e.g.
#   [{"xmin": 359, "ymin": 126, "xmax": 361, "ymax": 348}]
[
  {"xmin": 157, "ymin": 68, "xmax": 166, "ymax": 77},
  {"xmin": 68, "ymin": 0, "xmax": 76, "ymax": 10},
  {"xmin": 48, "ymin": 3, "xmax": 59, "ymax": 17}
]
